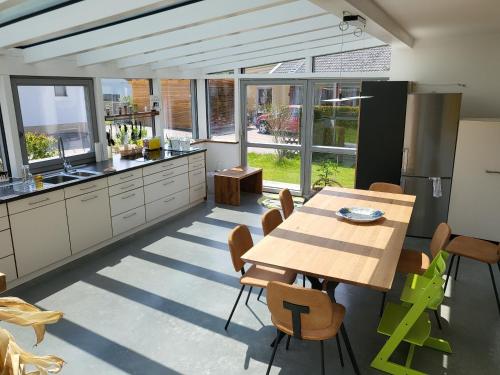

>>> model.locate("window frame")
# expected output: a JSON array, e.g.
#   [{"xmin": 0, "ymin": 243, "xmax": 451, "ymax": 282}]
[
  {"xmin": 205, "ymin": 78, "xmax": 235, "ymax": 140},
  {"xmin": 0, "ymin": 106, "xmax": 11, "ymax": 176},
  {"xmin": 11, "ymin": 76, "xmax": 99, "ymax": 173}
]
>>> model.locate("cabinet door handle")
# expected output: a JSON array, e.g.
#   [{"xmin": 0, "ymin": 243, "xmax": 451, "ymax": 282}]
[
  {"xmin": 162, "ymin": 171, "xmax": 174, "ymax": 177},
  {"xmin": 123, "ymin": 212, "xmax": 137, "ymax": 219},
  {"xmin": 119, "ymin": 173, "xmax": 134, "ymax": 180},
  {"xmin": 28, "ymin": 197, "xmax": 50, "ymax": 205},
  {"xmin": 162, "ymin": 163, "xmax": 174, "ymax": 168},
  {"xmin": 80, "ymin": 184, "xmax": 97, "ymax": 191},
  {"xmin": 485, "ymin": 170, "xmax": 500, "ymax": 174},
  {"xmin": 163, "ymin": 180, "xmax": 174, "ymax": 186},
  {"xmin": 192, "ymin": 171, "xmax": 202, "ymax": 176},
  {"xmin": 81, "ymin": 195, "xmax": 98, "ymax": 202},
  {"xmin": 120, "ymin": 183, "xmax": 135, "ymax": 190},
  {"xmin": 164, "ymin": 197, "xmax": 175, "ymax": 203},
  {"xmin": 193, "ymin": 186, "xmax": 203, "ymax": 192},
  {"xmin": 121, "ymin": 193, "xmax": 136, "ymax": 200}
]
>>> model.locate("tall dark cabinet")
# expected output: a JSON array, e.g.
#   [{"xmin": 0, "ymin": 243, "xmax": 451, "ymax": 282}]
[{"xmin": 355, "ymin": 81, "xmax": 409, "ymax": 189}]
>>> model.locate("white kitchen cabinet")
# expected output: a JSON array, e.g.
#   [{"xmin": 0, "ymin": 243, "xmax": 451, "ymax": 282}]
[
  {"xmin": 190, "ymin": 183, "xmax": 206, "ymax": 203},
  {"xmin": 8, "ymin": 190, "xmax": 65, "ymax": 215},
  {"xmin": 64, "ymin": 178, "xmax": 108, "ymax": 199},
  {"xmin": 108, "ymin": 177, "xmax": 143, "ymax": 197},
  {"xmin": 188, "ymin": 153, "xmax": 205, "ymax": 164},
  {"xmin": 448, "ymin": 119, "xmax": 500, "ymax": 241},
  {"xmin": 0, "ymin": 229, "xmax": 13, "ymax": 258},
  {"xmin": 142, "ymin": 157, "xmax": 187, "ymax": 176},
  {"xmin": 144, "ymin": 173, "xmax": 189, "ymax": 203},
  {"xmin": 66, "ymin": 188, "xmax": 112, "ymax": 253},
  {"xmin": 189, "ymin": 168, "xmax": 205, "ymax": 187},
  {"xmin": 0, "ymin": 255, "xmax": 17, "ymax": 282},
  {"xmin": 107, "ymin": 169, "xmax": 143, "ymax": 186},
  {"xmin": 10, "ymin": 200, "xmax": 71, "ymax": 277},
  {"xmin": 109, "ymin": 187, "xmax": 145, "ymax": 216},
  {"xmin": 143, "ymin": 164, "xmax": 188, "ymax": 186},
  {"xmin": 112, "ymin": 205, "xmax": 146, "ymax": 236},
  {"xmin": 146, "ymin": 189, "xmax": 189, "ymax": 222},
  {"xmin": 0, "ymin": 216, "xmax": 9, "ymax": 232},
  {"xmin": 0, "ymin": 203, "xmax": 7, "ymax": 218}
]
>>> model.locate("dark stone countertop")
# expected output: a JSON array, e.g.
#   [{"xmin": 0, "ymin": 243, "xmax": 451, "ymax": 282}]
[{"xmin": 0, "ymin": 148, "xmax": 206, "ymax": 204}]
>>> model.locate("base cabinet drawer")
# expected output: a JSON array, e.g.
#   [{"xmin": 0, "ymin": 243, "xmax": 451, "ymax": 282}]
[
  {"xmin": 189, "ymin": 168, "xmax": 205, "ymax": 187},
  {"xmin": 110, "ymin": 187, "xmax": 145, "ymax": 216},
  {"xmin": 143, "ymin": 164, "xmax": 188, "ymax": 186},
  {"xmin": 144, "ymin": 173, "xmax": 189, "ymax": 203},
  {"xmin": 0, "ymin": 229, "xmax": 13, "ymax": 258},
  {"xmin": 142, "ymin": 157, "xmax": 188, "ymax": 176},
  {"xmin": 0, "ymin": 255, "xmax": 17, "ymax": 282},
  {"xmin": 108, "ymin": 169, "xmax": 143, "ymax": 186},
  {"xmin": 112, "ymin": 206, "xmax": 146, "ymax": 236},
  {"xmin": 66, "ymin": 188, "xmax": 112, "ymax": 253},
  {"xmin": 188, "ymin": 152, "xmax": 205, "ymax": 164},
  {"xmin": 8, "ymin": 190, "xmax": 65, "ymax": 215},
  {"xmin": 64, "ymin": 178, "xmax": 108, "ymax": 199},
  {"xmin": 146, "ymin": 189, "xmax": 189, "ymax": 222},
  {"xmin": 0, "ymin": 204, "xmax": 7, "ymax": 218},
  {"xmin": 10, "ymin": 200, "xmax": 71, "ymax": 277},
  {"xmin": 190, "ymin": 183, "xmax": 206, "ymax": 203},
  {"xmin": 0, "ymin": 216, "xmax": 9, "ymax": 232},
  {"xmin": 108, "ymin": 177, "xmax": 143, "ymax": 197}
]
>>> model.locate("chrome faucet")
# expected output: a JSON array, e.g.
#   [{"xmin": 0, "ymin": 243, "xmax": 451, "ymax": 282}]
[{"xmin": 57, "ymin": 137, "xmax": 75, "ymax": 173}]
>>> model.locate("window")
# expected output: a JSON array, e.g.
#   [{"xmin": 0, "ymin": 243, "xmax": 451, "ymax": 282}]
[
  {"xmin": 160, "ymin": 79, "xmax": 196, "ymax": 139},
  {"xmin": 243, "ymin": 59, "xmax": 306, "ymax": 74},
  {"xmin": 313, "ymin": 46, "xmax": 391, "ymax": 73},
  {"xmin": 257, "ymin": 88, "xmax": 272, "ymax": 106},
  {"xmin": 101, "ymin": 79, "xmax": 155, "ymax": 153},
  {"xmin": 11, "ymin": 76, "xmax": 98, "ymax": 172},
  {"xmin": 54, "ymin": 86, "xmax": 67, "ymax": 97},
  {"xmin": 206, "ymin": 79, "xmax": 234, "ymax": 141}
]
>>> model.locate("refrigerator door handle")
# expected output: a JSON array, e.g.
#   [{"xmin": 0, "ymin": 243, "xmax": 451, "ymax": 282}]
[{"xmin": 402, "ymin": 147, "xmax": 409, "ymax": 173}]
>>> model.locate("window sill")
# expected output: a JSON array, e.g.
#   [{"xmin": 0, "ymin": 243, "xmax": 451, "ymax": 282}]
[{"xmin": 191, "ymin": 139, "xmax": 239, "ymax": 145}]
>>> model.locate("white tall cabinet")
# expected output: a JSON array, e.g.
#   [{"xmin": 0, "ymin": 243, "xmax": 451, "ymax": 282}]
[{"xmin": 448, "ymin": 119, "xmax": 500, "ymax": 241}]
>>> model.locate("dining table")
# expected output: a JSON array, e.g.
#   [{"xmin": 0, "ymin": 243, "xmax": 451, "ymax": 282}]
[{"xmin": 241, "ymin": 186, "xmax": 416, "ymax": 292}]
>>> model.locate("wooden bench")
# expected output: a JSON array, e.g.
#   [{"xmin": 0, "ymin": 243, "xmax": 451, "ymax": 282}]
[{"xmin": 214, "ymin": 166, "xmax": 263, "ymax": 206}]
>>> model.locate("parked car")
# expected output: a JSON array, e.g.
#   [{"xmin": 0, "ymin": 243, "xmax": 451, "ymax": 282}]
[{"xmin": 255, "ymin": 105, "xmax": 301, "ymax": 134}]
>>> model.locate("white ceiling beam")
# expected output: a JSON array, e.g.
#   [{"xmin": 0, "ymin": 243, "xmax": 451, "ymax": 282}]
[
  {"xmin": 198, "ymin": 37, "xmax": 384, "ymax": 73},
  {"xmin": 23, "ymin": 0, "xmax": 286, "ymax": 63},
  {"xmin": 76, "ymin": 0, "xmax": 326, "ymax": 66},
  {"xmin": 0, "ymin": 0, "xmax": 173, "ymax": 49},
  {"xmin": 151, "ymin": 27, "xmax": 345, "ymax": 69},
  {"xmin": 309, "ymin": 0, "xmax": 414, "ymax": 47},
  {"xmin": 119, "ymin": 14, "xmax": 340, "ymax": 68},
  {"xmin": 0, "ymin": 0, "xmax": 24, "ymax": 11}
]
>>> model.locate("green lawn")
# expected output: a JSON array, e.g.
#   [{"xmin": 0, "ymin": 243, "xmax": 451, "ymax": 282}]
[{"xmin": 248, "ymin": 152, "xmax": 355, "ymax": 188}]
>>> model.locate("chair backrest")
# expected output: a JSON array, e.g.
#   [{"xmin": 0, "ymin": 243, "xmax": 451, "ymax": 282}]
[
  {"xmin": 228, "ymin": 225, "xmax": 253, "ymax": 273},
  {"xmin": 279, "ymin": 188, "xmax": 294, "ymax": 219},
  {"xmin": 262, "ymin": 208, "xmax": 283, "ymax": 236},
  {"xmin": 429, "ymin": 223, "xmax": 452, "ymax": 259},
  {"xmin": 369, "ymin": 182, "xmax": 403, "ymax": 194},
  {"xmin": 267, "ymin": 281, "xmax": 340, "ymax": 339}
]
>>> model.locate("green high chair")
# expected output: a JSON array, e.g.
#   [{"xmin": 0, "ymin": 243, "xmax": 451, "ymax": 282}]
[{"xmin": 371, "ymin": 252, "xmax": 452, "ymax": 375}]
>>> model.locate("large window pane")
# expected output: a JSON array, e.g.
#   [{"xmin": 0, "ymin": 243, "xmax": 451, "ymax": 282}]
[
  {"xmin": 311, "ymin": 152, "xmax": 356, "ymax": 190},
  {"xmin": 248, "ymin": 146, "xmax": 301, "ymax": 190},
  {"xmin": 13, "ymin": 78, "xmax": 97, "ymax": 168},
  {"xmin": 160, "ymin": 79, "xmax": 193, "ymax": 139},
  {"xmin": 246, "ymin": 84, "xmax": 303, "ymax": 145},
  {"xmin": 312, "ymin": 82, "xmax": 360, "ymax": 148},
  {"xmin": 101, "ymin": 78, "xmax": 154, "ymax": 153},
  {"xmin": 207, "ymin": 79, "xmax": 234, "ymax": 141}
]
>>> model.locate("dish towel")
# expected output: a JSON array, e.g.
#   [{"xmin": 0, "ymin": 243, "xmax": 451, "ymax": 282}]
[{"xmin": 429, "ymin": 177, "xmax": 442, "ymax": 198}]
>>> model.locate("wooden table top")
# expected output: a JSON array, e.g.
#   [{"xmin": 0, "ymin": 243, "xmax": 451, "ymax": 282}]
[
  {"xmin": 242, "ymin": 187, "xmax": 416, "ymax": 291},
  {"xmin": 214, "ymin": 166, "xmax": 262, "ymax": 179}
]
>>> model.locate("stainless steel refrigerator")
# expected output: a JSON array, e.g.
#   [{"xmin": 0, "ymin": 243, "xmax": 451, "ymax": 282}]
[{"xmin": 401, "ymin": 93, "xmax": 462, "ymax": 238}]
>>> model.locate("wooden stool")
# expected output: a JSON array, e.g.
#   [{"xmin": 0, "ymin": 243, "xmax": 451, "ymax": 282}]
[{"xmin": 214, "ymin": 166, "xmax": 262, "ymax": 206}]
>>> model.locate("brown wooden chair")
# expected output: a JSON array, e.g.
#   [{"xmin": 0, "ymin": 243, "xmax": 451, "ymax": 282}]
[
  {"xmin": 261, "ymin": 208, "xmax": 283, "ymax": 236},
  {"xmin": 380, "ymin": 223, "xmax": 452, "ymax": 327},
  {"xmin": 444, "ymin": 236, "xmax": 500, "ymax": 314},
  {"xmin": 369, "ymin": 182, "xmax": 404, "ymax": 194},
  {"xmin": 225, "ymin": 225, "xmax": 297, "ymax": 330},
  {"xmin": 279, "ymin": 188, "xmax": 294, "ymax": 219},
  {"xmin": 266, "ymin": 281, "xmax": 360, "ymax": 375}
]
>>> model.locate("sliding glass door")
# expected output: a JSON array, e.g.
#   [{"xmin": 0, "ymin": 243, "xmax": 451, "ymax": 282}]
[
  {"xmin": 241, "ymin": 79, "xmax": 360, "ymax": 196},
  {"xmin": 241, "ymin": 80, "xmax": 306, "ymax": 193}
]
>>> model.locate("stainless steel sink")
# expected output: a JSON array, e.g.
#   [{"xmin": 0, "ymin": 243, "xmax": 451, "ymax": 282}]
[
  {"xmin": 43, "ymin": 174, "xmax": 80, "ymax": 184},
  {"xmin": 67, "ymin": 170, "xmax": 99, "ymax": 177}
]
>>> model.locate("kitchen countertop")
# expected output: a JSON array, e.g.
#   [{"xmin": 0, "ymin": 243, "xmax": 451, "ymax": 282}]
[{"xmin": 0, "ymin": 148, "xmax": 206, "ymax": 203}]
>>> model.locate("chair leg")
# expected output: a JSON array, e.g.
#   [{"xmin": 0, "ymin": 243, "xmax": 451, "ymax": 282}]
[
  {"xmin": 497, "ymin": 262, "xmax": 499, "ymax": 273},
  {"xmin": 257, "ymin": 288, "xmax": 264, "ymax": 301},
  {"xmin": 266, "ymin": 330, "xmax": 284, "ymax": 375},
  {"xmin": 225, "ymin": 285, "xmax": 245, "ymax": 330},
  {"xmin": 336, "ymin": 335, "xmax": 344, "ymax": 367},
  {"xmin": 433, "ymin": 309, "xmax": 442, "ymax": 330},
  {"xmin": 285, "ymin": 335, "xmax": 291, "ymax": 351},
  {"xmin": 379, "ymin": 292, "xmax": 387, "ymax": 317},
  {"xmin": 320, "ymin": 341, "xmax": 325, "ymax": 375},
  {"xmin": 444, "ymin": 254, "xmax": 456, "ymax": 293},
  {"xmin": 487, "ymin": 264, "xmax": 500, "ymax": 315},
  {"xmin": 454, "ymin": 256, "xmax": 461, "ymax": 281},
  {"xmin": 340, "ymin": 324, "xmax": 361, "ymax": 375},
  {"xmin": 245, "ymin": 286, "xmax": 253, "ymax": 306},
  {"xmin": 302, "ymin": 274, "xmax": 306, "ymax": 287}
]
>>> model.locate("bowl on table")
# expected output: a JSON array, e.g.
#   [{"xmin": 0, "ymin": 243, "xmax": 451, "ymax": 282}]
[{"xmin": 336, "ymin": 207, "xmax": 384, "ymax": 223}]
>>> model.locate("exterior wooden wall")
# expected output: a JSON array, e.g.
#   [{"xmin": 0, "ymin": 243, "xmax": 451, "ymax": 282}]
[{"xmin": 160, "ymin": 79, "xmax": 192, "ymax": 131}]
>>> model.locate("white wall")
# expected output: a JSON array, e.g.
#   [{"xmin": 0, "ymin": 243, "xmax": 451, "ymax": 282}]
[{"xmin": 390, "ymin": 32, "xmax": 500, "ymax": 118}]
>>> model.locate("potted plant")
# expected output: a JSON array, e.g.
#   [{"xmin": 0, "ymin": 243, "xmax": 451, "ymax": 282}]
[{"xmin": 312, "ymin": 159, "xmax": 342, "ymax": 193}]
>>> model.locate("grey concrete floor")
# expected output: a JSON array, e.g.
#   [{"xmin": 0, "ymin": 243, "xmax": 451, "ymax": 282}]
[{"xmin": 3, "ymin": 193, "xmax": 500, "ymax": 374}]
